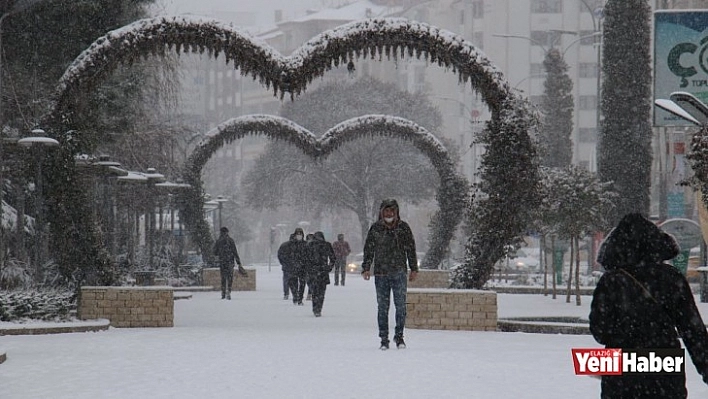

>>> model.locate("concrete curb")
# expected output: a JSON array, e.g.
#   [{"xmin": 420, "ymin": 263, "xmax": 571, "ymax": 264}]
[
  {"xmin": 0, "ymin": 319, "xmax": 110, "ymax": 336},
  {"xmin": 497, "ymin": 317, "xmax": 590, "ymax": 335}
]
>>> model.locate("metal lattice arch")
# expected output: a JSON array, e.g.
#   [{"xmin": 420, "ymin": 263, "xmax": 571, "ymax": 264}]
[{"xmin": 42, "ymin": 16, "xmax": 538, "ymax": 286}]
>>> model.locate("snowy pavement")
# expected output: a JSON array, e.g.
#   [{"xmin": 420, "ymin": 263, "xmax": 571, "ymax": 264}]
[{"xmin": 2, "ymin": 266, "xmax": 708, "ymax": 398}]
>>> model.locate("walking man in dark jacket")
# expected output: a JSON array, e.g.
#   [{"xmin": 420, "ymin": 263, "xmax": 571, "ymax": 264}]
[
  {"xmin": 332, "ymin": 233, "xmax": 351, "ymax": 286},
  {"xmin": 213, "ymin": 227, "xmax": 243, "ymax": 300},
  {"xmin": 306, "ymin": 231, "xmax": 336, "ymax": 317},
  {"xmin": 361, "ymin": 199, "xmax": 418, "ymax": 350},
  {"xmin": 590, "ymin": 213, "xmax": 708, "ymax": 398},
  {"xmin": 277, "ymin": 227, "xmax": 308, "ymax": 305},
  {"xmin": 277, "ymin": 234, "xmax": 294, "ymax": 300}
]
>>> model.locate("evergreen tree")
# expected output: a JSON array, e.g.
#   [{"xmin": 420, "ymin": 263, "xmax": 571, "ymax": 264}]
[
  {"xmin": 597, "ymin": 0, "xmax": 653, "ymax": 224},
  {"xmin": 540, "ymin": 48, "xmax": 574, "ymax": 168}
]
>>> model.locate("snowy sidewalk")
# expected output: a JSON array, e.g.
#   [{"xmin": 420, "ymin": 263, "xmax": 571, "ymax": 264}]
[{"xmin": 2, "ymin": 266, "xmax": 708, "ymax": 399}]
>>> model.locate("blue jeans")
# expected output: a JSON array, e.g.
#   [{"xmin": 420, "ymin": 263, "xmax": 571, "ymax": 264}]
[{"xmin": 374, "ymin": 271, "xmax": 408, "ymax": 340}]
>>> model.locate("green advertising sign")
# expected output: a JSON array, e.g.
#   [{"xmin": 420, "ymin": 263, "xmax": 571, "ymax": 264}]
[
  {"xmin": 654, "ymin": 11, "xmax": 708, "ymax": 126},
  {"xmin": 673, "ymin": 250, "xmax": 690, "ymax": 275}
]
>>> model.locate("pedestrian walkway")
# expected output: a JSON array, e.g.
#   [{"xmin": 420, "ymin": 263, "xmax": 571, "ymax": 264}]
[{"xmin": 1, "ymin": 266, "xmax": 707, "ymax": 398}]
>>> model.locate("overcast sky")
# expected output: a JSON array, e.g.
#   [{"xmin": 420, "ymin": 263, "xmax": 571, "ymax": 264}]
[{"xmin": 151, "ymin": 0, "xmax": 329, "ymax": 29}]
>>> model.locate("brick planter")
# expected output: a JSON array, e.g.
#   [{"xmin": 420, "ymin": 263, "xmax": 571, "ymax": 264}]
[
  {"xmin": 406, "ymin": 289, "xmax": 497, "ymax": 331},
  {"xmin": 201, "ymin": 268, "xmax": 256, "ymax": 291},
  {"xmin": 408, "ymin": 270, "xmax": 450, "ymax": 289},
  {"xmin": 78, "ymin": 287, "xmax": 174, "ymax": 328}
]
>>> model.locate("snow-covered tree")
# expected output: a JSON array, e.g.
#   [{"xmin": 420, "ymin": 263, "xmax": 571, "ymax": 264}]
[
  {"xmin": 597, "ymin": 0, "xmax": 652, "ymax": 225},
  {"xmin": 540, "ymin": 48, "xmax": 574, "ymax": 168},
  {"xmin": 539, "ymin": 165, "xmax": 617, "ymax": 304}
]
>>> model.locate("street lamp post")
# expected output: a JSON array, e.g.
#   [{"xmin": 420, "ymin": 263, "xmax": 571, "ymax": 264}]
[
  {"xmin": 17, "ymin": 129, "xmax": 59, "ymax": 281},
  {"xmin": 143, "ymin": 168, "xmax": 165, "ymax": 269},
  {"xmin": 203, "ymin": 195, "xmax": 219, "ymax": 237},
  {"xmin": 0, "ymin": 0, "xmax": 48, "ymax": 267},
  {"xmin": 214, "ymin": 195, "xmax": 229, "ymax": 231},
  {"xmin": 117, "ymin": 171, "xmax": 148, "ymax": 271}
]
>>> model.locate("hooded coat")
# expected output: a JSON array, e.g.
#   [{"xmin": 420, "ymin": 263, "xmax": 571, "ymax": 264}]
[
  {"xmin": 589, "ymin": 213, "xmax": 708, "ymax": 398},
  {"xmin": 361, "ymin": 199, "xmax": 418, "ymax": 276},
  {"xmin": 306, "ymin": 231, "xmax": 336, "ymax": 284},
  {"xmin": 277, "ymin": 228, "xmax": 308, "ymax": 274}
]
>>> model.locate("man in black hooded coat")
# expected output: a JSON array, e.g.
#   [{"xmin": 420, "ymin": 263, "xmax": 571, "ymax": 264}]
[{"xmin": 590, "ymin": 213, "xmax": 708, "ymax": 398}]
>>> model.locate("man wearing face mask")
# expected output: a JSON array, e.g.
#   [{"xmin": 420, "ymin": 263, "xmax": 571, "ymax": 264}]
[
  {"xmin": 361, "ymin": 199, "xmax": 418, "ymax": 350},
  {"xmin": 289, "ymin": 228, "xmax": 309, "ymax": 305},
  {"xmin": 277, "ymin": 228, "xmax": 308, "ymax": 303}
]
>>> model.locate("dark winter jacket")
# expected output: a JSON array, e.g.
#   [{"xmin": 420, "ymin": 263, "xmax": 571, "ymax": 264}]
[
  {"xmin": 306, "ymin": 231, "xmax": 336, "ymax": 284},
  {"xmin": 590, "ymin": 213, "xmax": 708, "ymax": 398},
  {"xmin": 361, "ymin": 199, "xmax": 418, "ymax": 276},
  {"xmin": 213, "ymin": 233, "xmax": 241, "ymax": 269},
  {"xmin": 277, "ymin": 233, "xmax": 308, "ymax": 274}
]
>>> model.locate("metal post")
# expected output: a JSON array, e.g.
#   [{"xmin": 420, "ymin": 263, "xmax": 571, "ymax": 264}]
[{"xmin": 34, "ymin": 149, "xmax": 43, "ymax": 279}]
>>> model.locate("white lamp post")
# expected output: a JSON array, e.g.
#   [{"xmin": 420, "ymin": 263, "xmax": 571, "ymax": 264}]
[
  {"xmin": 117, "ymin": 171, "xmax": 148, "ymax": 270},
  {"xmin": 214, "ymin": 195, "xmax": 229, "ymax": 231},
  {"xmin": 17, "ymin": 129, "xmax": 59, "ymax": 280}
]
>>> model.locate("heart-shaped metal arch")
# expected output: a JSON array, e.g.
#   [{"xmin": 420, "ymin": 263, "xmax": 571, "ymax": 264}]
[
  {"xmin": 41, "ymin": 16, "xmax": 538, "ymax": 287},
  {"xmin": 45, "ymin": 16, "xmax": 512, "ymax": 127},
  {"xmin": 179, "ymin": 114, "xmax": 467, "ymax": 269}
]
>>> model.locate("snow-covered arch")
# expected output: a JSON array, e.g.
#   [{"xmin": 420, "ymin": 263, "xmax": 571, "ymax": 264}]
[
  {"xmin": 43, "ymin": 16, "xmax": 537, "ymax": 287},
  {"xmin": 46, "ymin": 16, "xmax": 515, "ymax": 127},
  {"xmin": 180, "ymin": 114, "xmax": 467, "ymax": 268}
]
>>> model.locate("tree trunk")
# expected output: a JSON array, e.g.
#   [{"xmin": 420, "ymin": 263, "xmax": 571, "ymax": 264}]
[
  {"xmin": 565, "ymin": 238, "xmax": 574, "ymax": 303},
  {"xmin": 575, "ymin": 236, "xmax": 582, "ymax": 306}
]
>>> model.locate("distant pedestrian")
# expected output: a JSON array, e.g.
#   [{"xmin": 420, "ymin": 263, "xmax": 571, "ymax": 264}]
[
  {"xmin": 590, "ymin": 213, "xmax": 708, "ymax": 398},
  {"xmin": 305, "ymin": 233, "xmax": 315, "ymax": 300},
  {"xmin": 277, "ymin": 227, "xmax": 308, "ymax": 305},
  {"xmin": 361, "ymin": 199, "xmax": 418, "ymax": 350},
  {"xmin": 213, "ymin": 227, "xmax": 243, "ymax": 300},
  {"xmin": 332, "ymin": 233, "xmax": 351, "ymax": 286},
  {"xmin": 277, "ymin": 234, "xmax": 295, "ymax": 300},
  {"xmin": 306, "ymin": 231, "xmax": 336, "ymax": 317}
]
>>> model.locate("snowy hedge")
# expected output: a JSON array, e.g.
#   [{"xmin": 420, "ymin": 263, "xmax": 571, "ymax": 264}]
[{"xmin": 0, "ymin": 290, "xmax": 76, "ymax": 322}]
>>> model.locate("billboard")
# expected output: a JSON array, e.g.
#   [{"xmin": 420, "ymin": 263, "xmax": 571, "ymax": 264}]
[{"xmin": 654, "ymin": 10, "xmax": 708, "ymax": 127}]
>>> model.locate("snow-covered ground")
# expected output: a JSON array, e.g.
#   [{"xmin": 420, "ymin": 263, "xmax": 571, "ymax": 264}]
[{"xmin": 2, "ymin": 265, "xmax": 708, "ymax": 399}]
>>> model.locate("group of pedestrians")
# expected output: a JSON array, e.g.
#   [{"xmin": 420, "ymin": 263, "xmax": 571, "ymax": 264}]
[
  {"xmin": 216, "ymin": 198, "xmax": 421, "ymax": 351},
  {"xmin": 276, "ymin": 199, "xmax": 420, "ymax": 351},
  {"xmin": 277, "ymin": 228, "xmax": 345, "ymax": 317}
]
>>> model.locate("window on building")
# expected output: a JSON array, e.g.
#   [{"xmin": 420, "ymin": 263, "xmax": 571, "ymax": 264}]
[
  {"xmin": 579, "ymin": 63, "xmax": 598, "ymax": 78},
  {"xmin": 530, "ymin": 31, "xmax": 552, "ymax": 47},
  {"xmin": 531, "ymin": 0, "xmax": 562, "ymax": 13},
  {"xmin": 579, "ymin": 128, "xmax": 597, "ymax": 142},
  {"xmin": 472, "ymin": 0, "xmax": 484, "ymax": 18},
  {"xmin": 414, "ymin": 65, "xmax": 426, "ymax": 93},
  {"xmin": 578, "ymin": 160, "xmax": 590, "ymax": 170},
  {"xmin": 529, "ymin": 95, "xmax": 544, "ymax": 106},
  {"xmin": 473, "ymin": 31, "xmax": 484, "ymax": 50},
  {"xmin": 579, "ymin": 95, "xmax": 597, "ymax": 110},
  {"xmin": 579, "ymin": 30, "xmax": 600, "ymax": 46},
  {"xmin": 579, "ymin": 0, "xmax": 603, "ymax": 12},
  {"xmin": 530, "ymin": 63, "xmax": 544, "ymax": 75}
]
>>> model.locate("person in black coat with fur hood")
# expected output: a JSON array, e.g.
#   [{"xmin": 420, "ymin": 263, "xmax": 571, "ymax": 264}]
[{"xmin": 590, "ymin": 213, "xmax": 708, "ymax": 398}]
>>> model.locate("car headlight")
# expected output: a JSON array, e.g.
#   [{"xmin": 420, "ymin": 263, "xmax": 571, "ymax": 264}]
[{"xmin": 516, "ymin": 261, "xmax": 525, "ymax": 268}]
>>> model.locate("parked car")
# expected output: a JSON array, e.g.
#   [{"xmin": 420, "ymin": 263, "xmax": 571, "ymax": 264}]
[
  {"xmin": 498, "ymin": 248, "xmax": 540, "ymax": 272},
  {"xmin": 347, "ymin": 252, "xmax": 364, "ymax": 273}
]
